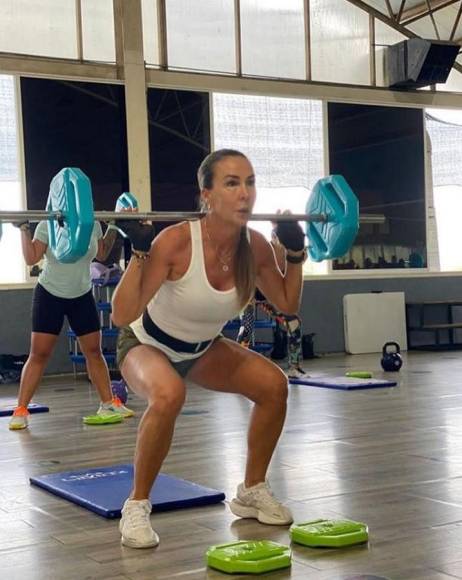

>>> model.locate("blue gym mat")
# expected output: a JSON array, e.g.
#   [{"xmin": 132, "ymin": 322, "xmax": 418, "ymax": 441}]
[
  {"xmin": 30, "ymin": 464, "xmax": 225, "ymax": 518},
  {"xmin": 289, "ymin": 376, "xmax": 397, "ymax": 390},
  {"xmin": 0, "ymin": 403, "xmax": 49, "ymax": 417}
]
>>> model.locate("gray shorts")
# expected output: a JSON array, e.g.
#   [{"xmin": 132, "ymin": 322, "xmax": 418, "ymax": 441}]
[{"xmin": 116, "ymin": 325, "xmax": 208, "ymax": 378}]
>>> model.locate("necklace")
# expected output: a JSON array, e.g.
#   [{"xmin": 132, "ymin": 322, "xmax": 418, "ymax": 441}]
[{"xmin": 204, "ymin": 219, "xmax": 234, "ymax": 272}]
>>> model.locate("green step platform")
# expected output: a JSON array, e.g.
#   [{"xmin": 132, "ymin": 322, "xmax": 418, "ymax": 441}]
[
  {"xmin": 290, "ymin": 519, "xmax": 369, "ymax": 548},
  {"xmin": 82, "ymin": 414, "xmax": 123, "ymax": 425},
  {"xmin": 206, "ymin": 540, "xmax": 291, "ymax": 574}
]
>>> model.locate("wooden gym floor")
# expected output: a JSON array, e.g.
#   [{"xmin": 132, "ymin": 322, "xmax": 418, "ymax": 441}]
[{"xmin": 2, "ymin": 351, "xmax": 462, "ymax": 579}]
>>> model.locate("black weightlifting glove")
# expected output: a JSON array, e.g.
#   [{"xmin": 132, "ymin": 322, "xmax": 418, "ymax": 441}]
[
  {"xmin": 275, "ymin": 221, "xmax": 305, "ymax": 252},
  {"xmin": 115, "ymin": 219, "xmax": 155, "ymax": 253},
  {"xmin": 12, "ymin": 220, "xmax": 30, "ymax": 231}
]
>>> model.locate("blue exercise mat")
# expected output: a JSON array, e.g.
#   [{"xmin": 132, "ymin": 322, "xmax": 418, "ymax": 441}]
[
  {"xmin": 289, "ymin": 376, "xmax": 397, "ymax": 390},
  {"xmin": 0, "ymin": 403, "xmax": 49, "ymax": 417},
  {"xmin": 30, "ymin": 464, "xmax": 225, "ymax": 518}
]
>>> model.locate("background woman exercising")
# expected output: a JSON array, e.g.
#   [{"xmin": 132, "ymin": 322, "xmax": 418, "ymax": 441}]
[
  {"xmin": 9, "ymin": 212, "xmax": 134, "ymax": 430},
  {"xmin": 237, "ymin": 217, "xmax": 305, "ymax": 379}
]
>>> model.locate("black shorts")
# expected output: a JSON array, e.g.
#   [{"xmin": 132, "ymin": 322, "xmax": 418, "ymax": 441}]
[{"xmin": 32, "ymin": 283, "xmax": 101, "ymax": 337}]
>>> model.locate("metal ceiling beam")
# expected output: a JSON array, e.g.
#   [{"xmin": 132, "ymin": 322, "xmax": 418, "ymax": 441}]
[
  {"xmin": 0, "ymin": 52, "xmax": 119, "ymax": 82},
  {"xmin": 400, "ymin": 0, "xmax": 459, "ymax": 25},
  {"xmin": 397, "ymin": 0, "xmax": 407, "ymax": 23},
  {"xmin": 425, "ymin": 0, "xmax": 441, "ymax": 38},
  {"xmin": 384, "ymin": 0, "xmax": 395, "ymax": 18},
  {"xmin": 449, "ymin": 1, "xmax": 462, "ymax": 39},
  {"xmin": 146, "ymin": 68, "xmax": 462, "ymax": 109},
  {"xmin": 3, "ymin": 45, "xmax": 460, "ymax": 111},
  {"xmin": 344, "ymin": 0, "xmax": 462, "ymax": 73},
  {"xmin": 344, "ymin": 0, "xmax": 419, "ymax": 34}
]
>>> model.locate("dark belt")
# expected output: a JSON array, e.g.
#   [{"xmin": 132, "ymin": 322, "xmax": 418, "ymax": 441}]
[{"xmin": 142, "ymin": 311, "xmax": 212, "ymax": 354}]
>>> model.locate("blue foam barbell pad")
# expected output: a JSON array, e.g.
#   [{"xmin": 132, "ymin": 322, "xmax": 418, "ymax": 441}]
[
  {"xmin": 30, "ymin": 464, "xmax": 225, "ymax": 518},
  {"xmin": 0, "ymin": 403, "xmax": 49, "ymax": 417},
  {"xmin": 289, "ymin": 376, "xmax": 397, "ymax": 390}
]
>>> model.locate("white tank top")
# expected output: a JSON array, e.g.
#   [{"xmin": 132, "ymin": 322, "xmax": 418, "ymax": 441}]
[{"xmin": 130, "ymin": 220, "xmax": 241, "ymax": 362}]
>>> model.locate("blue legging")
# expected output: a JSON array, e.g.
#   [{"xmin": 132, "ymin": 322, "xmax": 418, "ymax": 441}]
[{"xmin": 237, "ymin": 300, "xmax": 302, "ymax": 368}]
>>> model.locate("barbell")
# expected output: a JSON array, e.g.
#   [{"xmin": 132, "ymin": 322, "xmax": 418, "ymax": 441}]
[{"xmin": 0, "ymin": 167, "xmax": 384, "ymax": 263}]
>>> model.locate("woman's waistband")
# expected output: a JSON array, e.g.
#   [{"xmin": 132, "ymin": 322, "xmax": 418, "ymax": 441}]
[{"xmin": 142, "ymin": 311, "xmax": 213, "ymax": 354}]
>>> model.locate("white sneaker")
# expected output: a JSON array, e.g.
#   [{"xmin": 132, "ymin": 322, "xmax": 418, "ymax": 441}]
[
  {"xmin": 119, "ymin": 498, "xmax": 159, "ymax": 548},
  {"xmin": 97, "ymin": 397, "xmax": 134, "ymax": 419},
  {"xmin": 229, "ymin": 481, "xmax": 293, "ymax": 525},
  {"xmin": 287, "ymin": 366, "xmax": 308, "ymax": 380}
]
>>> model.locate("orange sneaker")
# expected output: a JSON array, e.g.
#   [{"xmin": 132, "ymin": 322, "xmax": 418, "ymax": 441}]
[{"xmin": 8, "ymin": 406, "xmax": 30, "ymax": 430}]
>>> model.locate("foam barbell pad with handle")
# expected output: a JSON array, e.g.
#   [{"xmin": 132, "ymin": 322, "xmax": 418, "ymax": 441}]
[
  {"xmin": 47, "ymin": 167, "xmax": 95, "ymax": 263},
  {"xmin": 305, "ymin": 175, "xmax": 359, "ymax": 262},
  {"xmin": 116, "ymin": 192, "xmax": 138, "ymax": 211}
]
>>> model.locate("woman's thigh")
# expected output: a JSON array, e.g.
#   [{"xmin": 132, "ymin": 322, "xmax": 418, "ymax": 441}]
[
  {"xmin": 77, "ymin": 330, "xmax": 102, "ymax": 356},
  {"xmin": 187, "ymin": 338, "xmax": 288, "ymax": 403},
  {"xmin": 31, "ymin": 284, "xmax": 65, "ymax": 335},
  {"xmin": 121, "ymin": 344, "xmax": 186, "ymax": 405},
  {"xmin": 30, "ymin": 332, "xmax": 60, "ymax": 357},
  {"xmin": 66, "ymin": 291, "xmax": 100, "ymax": 337}
]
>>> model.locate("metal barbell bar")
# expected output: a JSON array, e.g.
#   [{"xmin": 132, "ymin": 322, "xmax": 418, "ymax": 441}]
[
  {"xmin": 0, "ymin": 169, "xmax": 384, "ymax": 263},
  {"xmin": 0, "ymin": 210, "xmax": 385, "ymax": 224}
]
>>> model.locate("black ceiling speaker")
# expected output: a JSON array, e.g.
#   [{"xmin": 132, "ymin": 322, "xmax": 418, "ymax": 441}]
[{"xmin": 387, "ymin": 38, "xmax": 459, "ymax": 89}]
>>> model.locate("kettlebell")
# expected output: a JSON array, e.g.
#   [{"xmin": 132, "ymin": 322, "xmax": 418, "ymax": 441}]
[{"xmin": 381, "ymin": 342, "xmax": 403, "ymax": 372}]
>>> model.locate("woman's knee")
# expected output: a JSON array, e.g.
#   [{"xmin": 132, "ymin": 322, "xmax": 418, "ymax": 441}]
[
  {"xmin": 147, "ymin": 383, "xmax": 186, "ymax": 417},
  {"xmin": 254, "ymin": 366, "xmax": 288, "ymax": 405},
  {"xmin": 78, "ymin": 332, "xmax": 103, "ymax": 360},
  {"xmin": 29, "ymin": 349, "xmax": 53, "ymax": 365},
  {"xmin": 270, "ymin": 373, "xmax": 289, "ymax": 404},
  {"xmin": 83, "ymin": 347, "xmax": 103, "ymax": 361},
  {"xmin": 80, "ymin": 340, "xmax": 103, "ymax": 360}
]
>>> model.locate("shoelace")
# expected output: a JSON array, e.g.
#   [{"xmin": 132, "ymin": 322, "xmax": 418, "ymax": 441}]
[
  {"xmin": 13, "ymin": 406, "xmax": 29, "ymax": 416},
  {"xmin": 125, "ymin": 503, "xmax": 150, "ymax": 529},
  {"xmin": 248, "ymin": 484, "xmax": 281, "ymax": 508}
]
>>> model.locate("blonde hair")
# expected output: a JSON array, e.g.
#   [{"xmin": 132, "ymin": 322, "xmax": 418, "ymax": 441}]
[{"xmin": 197, "ymin": 149, "xmax": 256, "ymax": 308}]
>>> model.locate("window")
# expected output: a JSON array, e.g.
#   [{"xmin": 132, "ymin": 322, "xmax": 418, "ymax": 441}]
[
  {"xmin": 166, "ymin": 0, "xmax": 236, "ymax": 73},
  {"xmin": 20, "ymin": 78, "xmax": 129, "ymax": 212},
  {"xmin": 147, "ymin": 88, "xmax": 210, "ymax": 222},
  {"xmin": 142, "ymin": 0, "xmax": 160, "ymax": 66},
  {"xmin": 0, "ymin": 0, "xmax": 77, "ymax": 59},
  {"xmin": 328, "ymin": 102, "xmax": 427, "ymax": 271},
  {"xmin": 240, "ymin": 0, "xmax": 306, "ymax": 79},
  {"xmin": 310, "ymin": 0, "xmax": 370, "ymax": 85},
  {"xmin": 212, "ymin": 92, "xmax": 325, "ymax": 275},
  {"xmin": 426, "ymin": 109, "xmax": 462, "ymax": 271},
  {"xmin": 81, "ymin": 0, "xmax": 115, "ymax": 62},
  {"xmin": 0, "ymin": 75, "xmax": 25, "ymax": 284}
]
